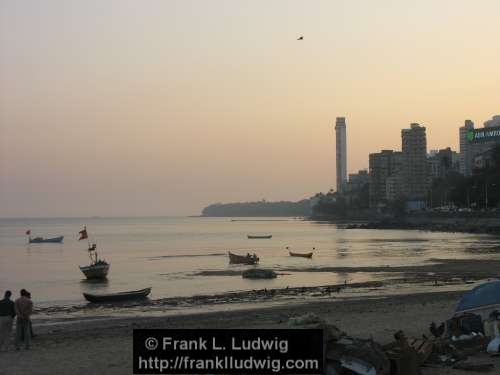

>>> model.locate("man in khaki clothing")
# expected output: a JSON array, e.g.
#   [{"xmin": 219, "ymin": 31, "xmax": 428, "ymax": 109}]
[
  {"xmin": 14, "ymin": 289, "xmax": 33, "ymax": 350},
  {"xmin": 0, "ymin": 290, "xmax": 16, "ymax": 351}
]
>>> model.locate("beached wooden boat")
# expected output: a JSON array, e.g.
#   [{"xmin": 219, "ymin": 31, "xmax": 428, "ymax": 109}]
[
  {"xmin": 289, "ymin": 251, "xmax": 313, "ymax": 258},
  {"xmin": 247, "ymin": 235, "xmax": 272, "ymax": 239},
  {"xmin": 228, "ymin": 251, "xmax": 259, "ymax": 265},
  {"xmin": 28, "ymin": 235, "xmax": 64, "ymax": 243},
  {"xmin": 83, "ymin": 287, "xmax": 151, "ymax": 303}
]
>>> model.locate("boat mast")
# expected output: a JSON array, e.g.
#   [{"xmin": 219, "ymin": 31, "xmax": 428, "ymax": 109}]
[
  {"xmin": 88, "ymin": 233, "xmax": 98, "ymax": 264},
  {"xmin": 80, "ymin": 225, "xmax": 97, "ymax": 264}
]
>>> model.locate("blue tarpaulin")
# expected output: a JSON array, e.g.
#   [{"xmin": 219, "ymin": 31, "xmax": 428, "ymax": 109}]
[{"xmin": 456, "ymin": 280, "xmax": 500, "ymax": 313}]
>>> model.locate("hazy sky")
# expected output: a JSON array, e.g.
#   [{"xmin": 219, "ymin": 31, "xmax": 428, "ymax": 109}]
[{"xmin": 1, "ymin": 0, "xmax": 500, "ymax": 217}]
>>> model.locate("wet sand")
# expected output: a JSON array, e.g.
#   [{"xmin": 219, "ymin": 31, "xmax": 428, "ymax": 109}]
[
  {"xmin": 195, "ymin": 257, "xmax": 500, "ymax": 278},
  {"xmin": 1, "ymin": 290, "xmax": 500, "ymax": 374},
  {"xmin": 31, "ymin": 257, "xmax": 500, "ymax": 318}
]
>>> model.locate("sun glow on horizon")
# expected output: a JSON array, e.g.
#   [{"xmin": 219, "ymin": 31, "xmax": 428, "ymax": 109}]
[{"xmin": 1, "ymin": 0, "xmax": 499, "ymax": 217}]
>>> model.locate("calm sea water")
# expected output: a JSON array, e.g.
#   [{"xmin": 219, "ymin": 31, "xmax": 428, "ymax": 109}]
[{"xmin": 0, "ymin": 216, "xmax": 499, "ymax": 307}]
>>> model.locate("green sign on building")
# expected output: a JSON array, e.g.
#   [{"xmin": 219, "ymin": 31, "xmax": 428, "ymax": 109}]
[{"xmin": 467, "ymin": 126, "xmax": 500, "ymax": 143}]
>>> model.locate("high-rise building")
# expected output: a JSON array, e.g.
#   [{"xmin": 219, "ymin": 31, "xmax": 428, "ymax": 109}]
[
  {"xmin": 368, "ymin": 150, "xmax": 403, "ymax": 207},
  {"xmin": 343, "ymin": 170, "xmax": 369, "ymax": 208},
  {"xmin": 484, "ymin": 115, "xmax": 500, "ymax": 128},
  {"xmin": 459, "ymin": 120, "xmax": 474, "ymax": 176},
  {"xmin": 401, "ymin": 123, "xmax": 429, "ymax": 200},
  {"xmin": 335, "ymin": 117, "xmax": 347, "ymax": 193},
  {"xmin": 427, "ymin": 147, "xmax": 460, "ymax": 178},
  {"xmin": 459, "ymin": 117, "xmax": 500, "ymax": 176},
  {"xmin": 347, "ymin": 170, "xmax": 369, "ymax": 191}
]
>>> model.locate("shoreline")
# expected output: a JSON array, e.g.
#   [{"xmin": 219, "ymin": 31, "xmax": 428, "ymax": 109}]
[
  {"xmin": 30, "ymin": 258, "xmax": 500, "ymax": 318},
  {"xmin": 348, "ymin": 220, "xmax": 500, "ymax": 234},
  {"xmin": 311, "ymin": 214, "xmax": 500, "ymax": 235},
  {"xmin": 3, "ymin": 289, "xmax": 500, "ymax": 374}
]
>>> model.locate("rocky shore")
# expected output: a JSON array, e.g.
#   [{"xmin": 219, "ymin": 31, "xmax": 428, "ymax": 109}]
[{"xmin": 342, "ymin": 215, "xmax": 500, "ymax": 235}]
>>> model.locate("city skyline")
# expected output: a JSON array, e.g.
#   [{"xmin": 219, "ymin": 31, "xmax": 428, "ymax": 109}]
[{"xmin": 1, "ymin": 1, "xmax": 500, "ymax": 217}]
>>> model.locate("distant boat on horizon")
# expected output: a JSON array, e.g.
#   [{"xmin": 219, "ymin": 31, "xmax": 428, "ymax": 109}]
[
  {"xmin": 29, "ymin": 236, "xmax": 64, "ymax": 244},
  {"xmin": 289, "ymin": 251, "xmax": 313, "ymax": 258},
  {"xmin": 26, "ymin": 230, "xmax": 63, "ymax": 244},
  {"xmin": 247, "ymin": 235, "xmax": 272, "ymax": 239}
]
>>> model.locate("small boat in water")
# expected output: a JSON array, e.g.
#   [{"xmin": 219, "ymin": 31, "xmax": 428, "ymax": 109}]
[
  {"xmin": 247, "ymin": 235, "xmax": 272, "ymax": 239},
  {"xmin": 83, "ymin": 287, "xmax": 151, "ymax": 303},
  {"xmin": 29, "ymin": 236, "xmax": 64, "ymax": 243},
  {"xmin": 26, "ymin": 230, "xmax": 63, "ymax": 243},
  {"xmin": 80, "ymin": 260, "xmax": 110, "ymax": 280},
  {"xmin": 289, "ymin": 251, "xmax": 313, "ymax": 258},
  {"xmin": 78, "ymin": 226, "xmax": 110, "ymax": 280},
  {"xmin": 228, "ymin": 251, "xmax": 259, "ymax": 265}
]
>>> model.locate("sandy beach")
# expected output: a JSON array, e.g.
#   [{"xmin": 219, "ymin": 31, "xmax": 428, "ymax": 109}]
[{"xmin": 1, "ymin": 288, "xmax": 500, "ymax": 375}]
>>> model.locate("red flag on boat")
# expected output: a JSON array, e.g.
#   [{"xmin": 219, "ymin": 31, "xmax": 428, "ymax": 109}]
[
  {"xmin": 26, "ymin": 230, "xmax": 31, "ymax": 235},
  {"xmin": 78, "ymin": 227, "xmax": 88, "ymax": 240}
]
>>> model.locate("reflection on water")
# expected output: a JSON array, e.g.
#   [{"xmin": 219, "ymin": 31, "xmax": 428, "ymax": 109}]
[
  {"xmin": 336, "ymin": 238, "xmax": 350, "ymax": 258},
  {"xmin": 0, "ymin": 216, "xmax": 499, "ymax": 307}
]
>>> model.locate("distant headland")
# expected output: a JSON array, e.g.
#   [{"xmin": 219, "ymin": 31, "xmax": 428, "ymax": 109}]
[{"xmin": 201, "ymin": 200, "xmax": 311, "ymax": 217}]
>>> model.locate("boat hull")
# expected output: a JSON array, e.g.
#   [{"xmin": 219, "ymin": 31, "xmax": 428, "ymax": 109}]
[
  {"xmin": 29, "ymin": 236, "xmax": 64, "ymax": 243},
  {"xmin": 79, "ymin": 263, "xmax": 110, "ymax": 279},
  {"xmin": 247, "ymin": 235, "xmax": 272, "ymax": 239},
  {"xmin": 228, "ymin": 252, "xmax": 259, "ymax": 265},
  {"xmin": 83, "ymin": 287, "xmax": 151, "ymax": 303},
  {"xmin": 289, "ymin": 252, "xmax": 313, "ymax": 258}
]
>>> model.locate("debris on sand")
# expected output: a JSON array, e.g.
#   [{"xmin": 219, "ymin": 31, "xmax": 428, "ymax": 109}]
[
  {"xmin": 288, "ymin": 313, "xmax": 389, "ymax": 374},
  {"xmin": 242, "ymin": 269, "xmax": 277, "ymax": 279}
]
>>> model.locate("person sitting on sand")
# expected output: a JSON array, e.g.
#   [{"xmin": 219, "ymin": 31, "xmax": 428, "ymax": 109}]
[
  {"xmin": 0, "ymin": 290, "xmax": 16, "ymax": 351},
  {"xmin": 14, "ymin": 289, "xmax": 33, "ymax": 350}
]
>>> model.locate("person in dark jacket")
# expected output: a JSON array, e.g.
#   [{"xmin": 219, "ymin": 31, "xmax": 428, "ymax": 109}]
[{"xmin": 0, "ymin": 290, "xmax": 16, "ymax": 351}]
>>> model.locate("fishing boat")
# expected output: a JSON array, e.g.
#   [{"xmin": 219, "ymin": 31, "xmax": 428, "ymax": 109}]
[
  {"xmin": 83, "ymin": 287, "xmax": 151, "ymax": 303},
  {"xmin": 79, "ymin": 259, "xmax": 110, "ymax": 279},
  {"xmin": 29, "ymin": 236, "xmax": 64, "ymax": 243},
  {"xmin": 26, "ymin": 230, "xmax": 63, "ymax": 243},
  {"xmin": 78, "ymin": 226, "xmax": 110, "ymax": 280},
  {"xmin": 228, "ymin": 251, "xmax": 259, "ymax": 265},
  {"xmin": 289, "ymin": 251, "xmax": 313, "ymax": 258},
  {"xmin": 247, "ymin": 235, "xmax": 272, "ymax": 239}
]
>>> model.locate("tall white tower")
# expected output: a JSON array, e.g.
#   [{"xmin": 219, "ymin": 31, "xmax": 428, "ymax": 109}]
[{"xmin": 335, "ymin": 117, "xmax": 347, "ymax": 193}]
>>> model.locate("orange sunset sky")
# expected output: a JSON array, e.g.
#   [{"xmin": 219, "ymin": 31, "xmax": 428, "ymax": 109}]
[{"xmin": 1, "ymin": 0, "xmax": 499, "ymax": 217}]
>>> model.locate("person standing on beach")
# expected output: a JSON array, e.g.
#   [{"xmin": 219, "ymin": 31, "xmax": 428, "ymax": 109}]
[
  {"xmin": 0, "ymin": 290, "xmax": 16, "ymax": 351},
  {"xmin": 26, "ymin": 292, "xmax": 35, "ymax": 338},
  {"xmin": 14, "ymin": 289, "xmax": 33, "ymax": 350}
]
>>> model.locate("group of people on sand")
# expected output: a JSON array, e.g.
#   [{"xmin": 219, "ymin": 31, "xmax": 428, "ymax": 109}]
[{"xmin": 0, "ymin": 289, "xmax": 35, "ymax": 351}]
